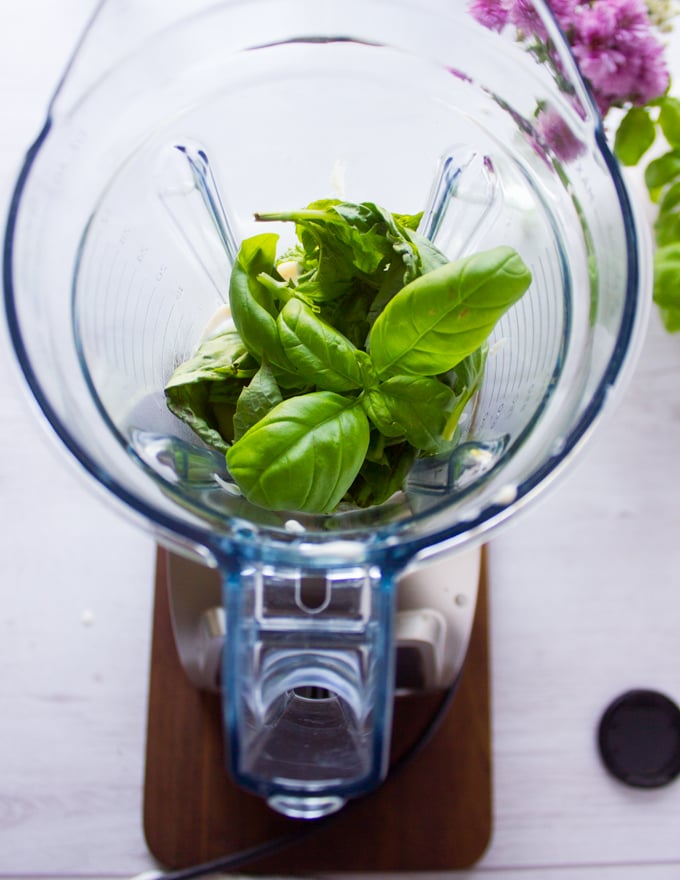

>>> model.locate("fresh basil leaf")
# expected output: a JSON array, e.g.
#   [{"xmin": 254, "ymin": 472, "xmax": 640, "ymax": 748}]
[
  {"xmin": 256, "ymin": 201, "xmax": 383, "ymax": 302},
  {"xmin": 393, "ymin": 211, "xmax": 423, "ymax": 231},
  {"xmin": 614, "ymin": 107, "xmax": 656, "ymax": 166},
  {"xmin": 322, "ymin": 280, "xmax": 375, "ymax": 349},
  {"xmin": 654, "ymin": 180, "xmax": 680, "ymax": 247},
  {"xmin": 165, "ymin": 381, "xmax": 231, "ymax": 453},
  {"xmin": 405, "ymin": 227, "xmax": 450, "ymax": 274},
  {"xmin": 443, "ymin": 344, "xmax": 489, "ymax": 395},
  {"xmin": 366, "ymin": 261, "xmax": 413, "ymax": 330},
  {"xmin": 233, "ymin": 362, "xmax": 283, "ymax": 441},
  {"xmin": 226, "ymin": 391, "xmax": 370, "ymax": 513},
  {"xmin": 334, "ymin": 201, "xmax": 422, "ymax": 282},
  {"xmin": 207, "ymin": 380, "xmax": 249, "ymax": 443},
  {"xmin": 439, "ymin": 344, "xmax": 489, "ymax": 441},
  {"xmin": 228, "ymin": 233, "xmax": 300, "ymax": 386},
  {"xmin": 659, "ymin": 96, "xmax": 680, "ymax": 149},
  {"xmin": 330, "ymin": 202, "xmax": 402, "ymax": 274},
  {"xmin": 345, "ymin": 440, "xmax": 416, "ymax": 508},
  {"xmin": 368, "ymin": 246, "xmax": 531, "ymax": 377},
  {"xmin": 363, "ymin": 375, "xmax": 455, "ymax": 453},
  {"xmin": 256, "ymin": 200, "xmax": 422, "ymax": 303},
  {"xmin": 165, "ymin": 329, "xmax": 256, "ymax": 389},
  {"xmin": 364, "ymin": 428, "xmax": 387, "ymax": 463},
  {"xmin": 277, "ymin": 298, "xmax": 367, "ymax": 391},
  {"xmin": 165, "ymin": 329, "xmax": 258, "ymax": 448},
  {"xmin": 171, "ymin": 199, "xmax": 532, "ymax": 513},
  {"xmin": 645, "ymin": 150, "xmax": 680, "ymax": 191},
  {"xmin": 366, "ymin": 227, "xmax": 451, "ymax": 327}
]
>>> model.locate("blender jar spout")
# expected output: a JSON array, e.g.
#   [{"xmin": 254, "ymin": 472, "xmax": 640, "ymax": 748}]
[{"xmin": 219, "ymin": 552, "xmax": 396, "ymax": 818}]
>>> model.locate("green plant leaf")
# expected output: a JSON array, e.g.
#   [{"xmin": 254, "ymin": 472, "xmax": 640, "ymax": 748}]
[
  {"xmin": 368, "ymin": 246, "xmax": 532, "ymax": 377},
  {"xmin": 366, "ymin": 228, "xmax": 450, "ymax": 327},
  {"xmin": 334, "ymin": 201, "xmax": 416, "ymax": 275},
  {"xmin": 614, "ymin": 107, "xmax": 656, "ymax": 166},
  {"xmin": 170, "ymin": 199, "xmax": 533, "ymax": 513},
  {"xmin": 443, "ymin": 344, "xmax": 489, "ymax": 396},
  {"xmin": 659, "ymin": 96, "xmax": 680, "ymax": 149},
  {"xmin": 363, "ymin": 375, "xmax": 455, "ymax": 453},
  {"xmin": 322, "ymin": 279, "xmax": 375, "ymax": 349},
  {"xmin": 165, "ymin": 329, "xmax": 256, "ymax": 388},
  {"xmin": 226, "ymin": 391, "xmax": 370, "ymax": 513},
  {"xmin": 165, "ymin": 329, "xmax": 258, "ymax": 449},
  {"xmin": 439, "ymin": 344, "xmax": 489, "ymax": 441},
  {"xmin": 277, "ymin": 298, "xmax": 368, "ymax": 391},
  {"xmin": 228, "ymin": 233, "xmax": 300, "ymax": 386},
  {"xmin": 256, "ymin": 201, "xmax": 386, "ymax": 302},
  {"xmin": 653, "ymin": 243, "xmax": 680, "ymax": 309},
  {"xmin": 658, "ymin": 305, "xmax": 680, "ymax": 332},
  {"xmin": 405, "ymin": 227, "xmax": 451, "ymax": 274},
  {"xmin": 166, "ymin": 382, "xmax": 231, "ymax": 453},
  {"xmin": 653, "ymin": 239, "xmax": 680, "ymax": 336},
  {"xmin": 654, "ymin": 180, "xmax": 680, "ymax": 247},
  {"xmin": 345, "ymin": 440, "xmax": 416, "ymax": 508},
  {"xmin": 393, "ymin": 211, "xmax": 423, "ymax": 231},
  {"xmin": 233, "ymin": 363, "xmax": 283, "ymax": 441},
  {"xmin": 256, "ymin": 200, "xmax": 423, "ymax": 303},
  {"xmin": 645, "ymin": 150, "xmax": 680, "ymax": 191}
]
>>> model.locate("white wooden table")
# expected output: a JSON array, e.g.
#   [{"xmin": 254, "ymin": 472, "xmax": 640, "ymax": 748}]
[{"xmin": 1, "ymin": 3, "xmax": 680, "ymax": 878}]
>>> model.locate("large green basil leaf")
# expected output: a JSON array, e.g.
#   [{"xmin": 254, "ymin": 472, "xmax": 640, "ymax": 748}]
[
  {"xmin": 226, "ymin": 391, "xmax": 370, "ymax": 513},
  {"xmin": 232, "ymin": 363, "xmax": 283, "ymax": 441},
  {"xmin": 228, "ymin": 233, "xmax": 300, "ymax": 386},
  {"xmin": 363, "ymin": 375, "xmax": 455, "ymax": 453},
  {"xmin": 366, "ymin": 229, "xmax": 449, "ymax": 328},
  {"xmin": 277, "ymin": 298, "xmax": 367, "ymax": 391},
  {"xmin": 368, "ymin": 246, "xmax": 531, "ymax": 377}
]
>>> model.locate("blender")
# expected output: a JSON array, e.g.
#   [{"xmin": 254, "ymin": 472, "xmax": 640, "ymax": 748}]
[{"xmin": 3, "ymin": 0, "xmax": 650, "ymax": 820}]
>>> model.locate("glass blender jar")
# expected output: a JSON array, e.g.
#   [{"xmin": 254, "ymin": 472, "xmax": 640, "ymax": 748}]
[{"xmin": 4, "ymin": 0, "xmax": 650, "ymax": 818}]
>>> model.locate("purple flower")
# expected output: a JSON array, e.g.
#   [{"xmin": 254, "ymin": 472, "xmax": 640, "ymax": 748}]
[
  {"xmin": 469, "ymin": 0, "xmax": 670, "ymax": 117},
  {"xmin": 535, "ymin": 105, "xmax": 586, "ymax": 160},
  {"xmin": 547, "ymin": 0, "xmax": 580, "ymax": 22},
  {"xmin": 509, "ymin": 0, "xmax": 549, "ymax": 34},
  {"xmin": 469, "ymin": 0, "xmax": 511, "ymax": 31},
  {"xmin": 570, "ymin": 0, "xmax": 669, "ymax": 113}
]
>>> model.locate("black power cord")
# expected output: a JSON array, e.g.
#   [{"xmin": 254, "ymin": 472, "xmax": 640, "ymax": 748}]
[{"xmin": 134, "ymin": 676, "xmax": 463, "ymax": 880}]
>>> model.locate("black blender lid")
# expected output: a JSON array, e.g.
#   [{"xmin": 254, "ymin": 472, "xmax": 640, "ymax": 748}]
[{"xmin": 598, "ymin": 689, "xmax": 680, "ymax": 788}]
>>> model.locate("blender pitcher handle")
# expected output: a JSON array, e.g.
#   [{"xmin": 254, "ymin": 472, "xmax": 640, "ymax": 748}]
[{"xmin": 218, "ymin": 551, "xmax": 396, "ymax": 819}]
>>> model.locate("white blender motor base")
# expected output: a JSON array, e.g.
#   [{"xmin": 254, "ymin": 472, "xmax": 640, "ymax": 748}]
[{"xmin": 166, "ymin": 545, "xmax": 481, "ymax": 695}]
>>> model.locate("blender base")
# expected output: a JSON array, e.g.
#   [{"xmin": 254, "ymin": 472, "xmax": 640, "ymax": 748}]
[{"xmin": 143, "ymin": 547, "xmax": 492, "ymax": 872}]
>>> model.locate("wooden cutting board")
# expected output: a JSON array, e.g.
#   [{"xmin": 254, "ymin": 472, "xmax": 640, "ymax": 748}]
[{"xmin": 143, "ymin": 547, "xmax": 492, "ymax": 872}]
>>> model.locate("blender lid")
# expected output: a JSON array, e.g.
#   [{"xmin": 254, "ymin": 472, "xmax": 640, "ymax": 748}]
[{"xmin": 598, "ymin": 688, "xmax": 680, "ymax": 788}]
